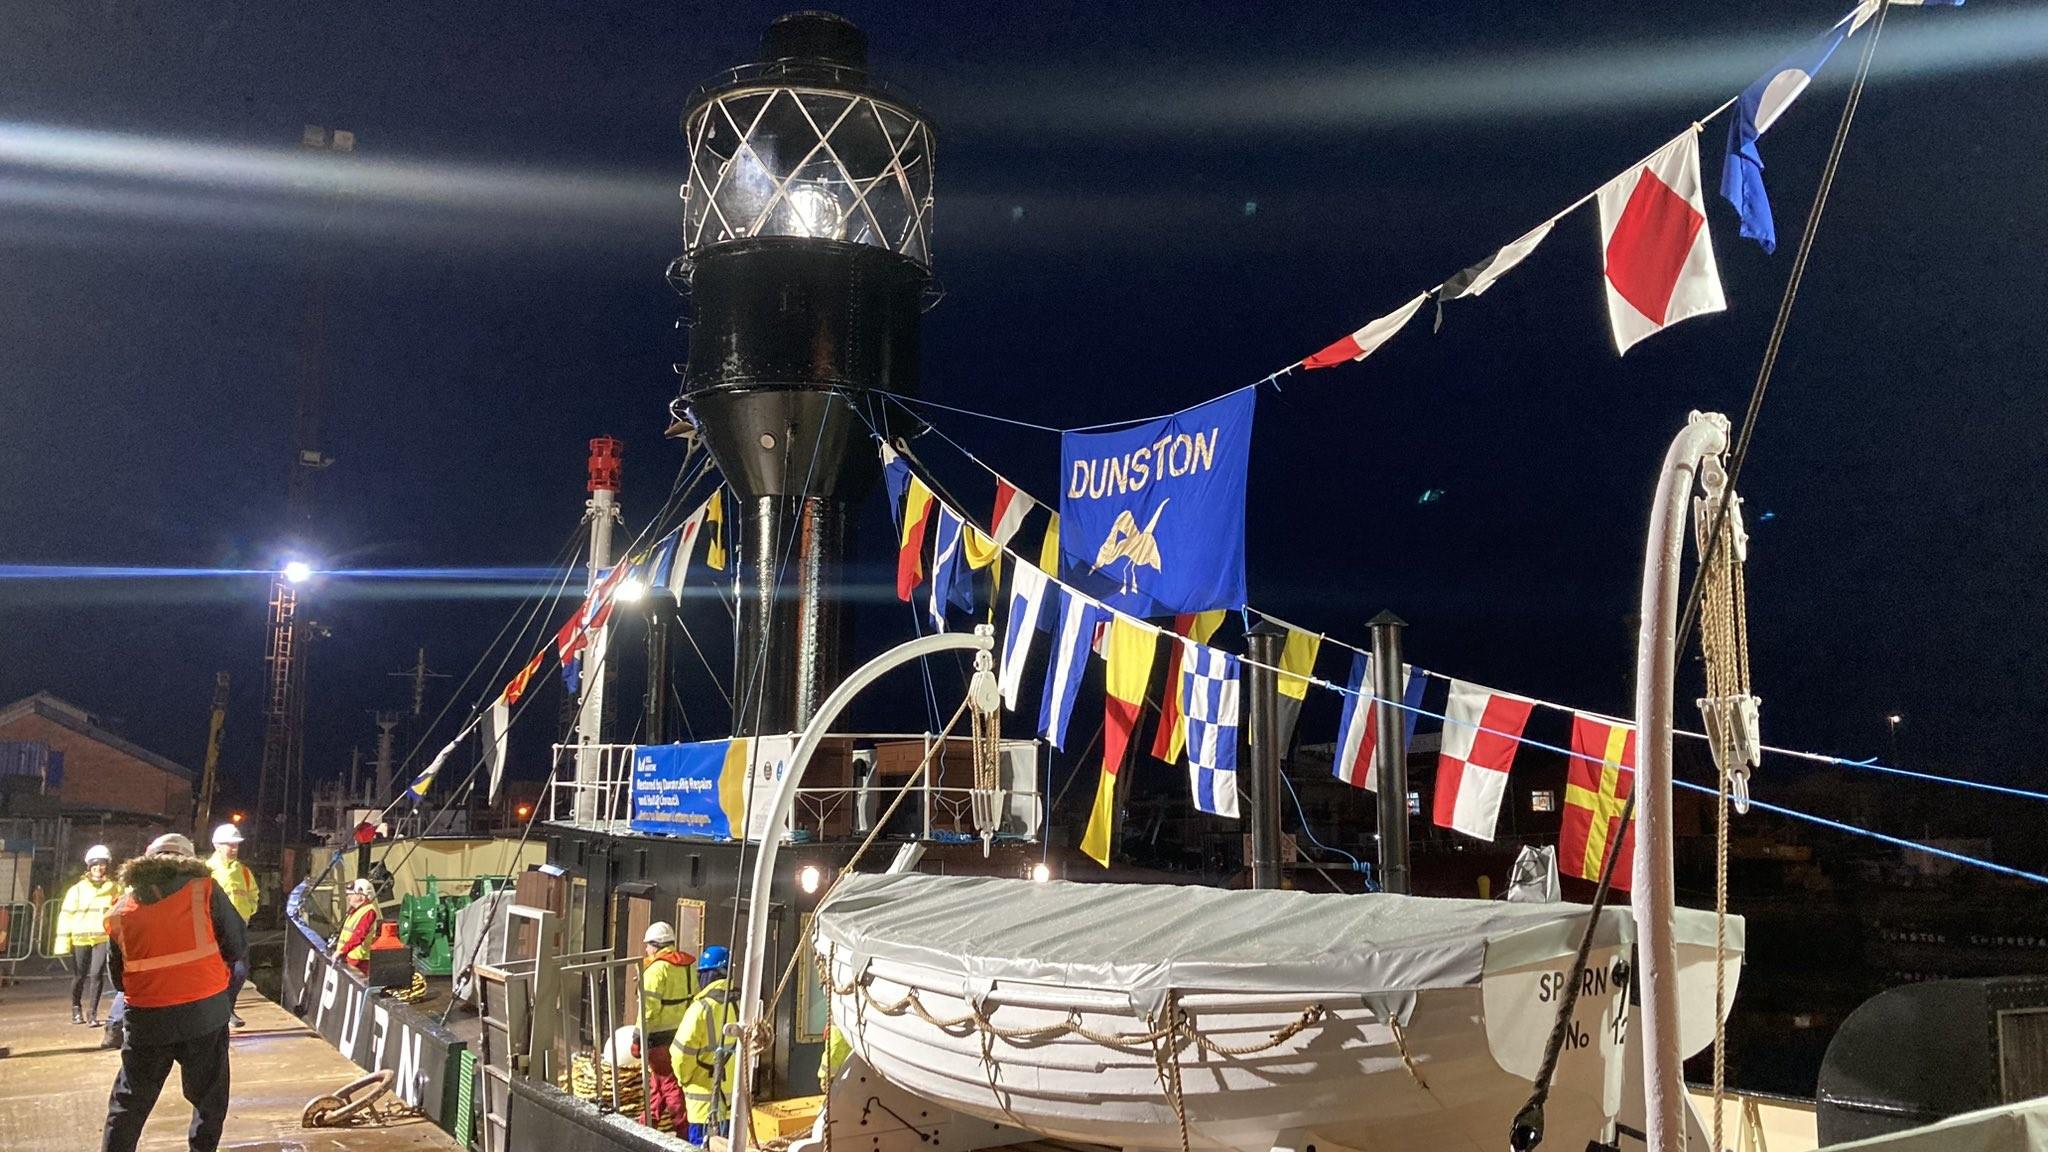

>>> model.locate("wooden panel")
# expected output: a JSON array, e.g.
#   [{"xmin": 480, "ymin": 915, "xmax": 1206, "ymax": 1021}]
[
  {"xmin": 1999, "ymin": 1007, "xmax": 2048, "ymax": 1102},
  {"xmin": 614, "ymin": 891, "xmax": 654, "ymax": 1024},
  {"xmin": 510, "ymin": 871, "xmax": 566, "ymax": 963},
  {"xmin": 797, "ymin": 912, "xmax": 827, "ymax": 1043},
  {"xmin": 675, "ymin": 898, "xmax": 707, "ymax": 959}
]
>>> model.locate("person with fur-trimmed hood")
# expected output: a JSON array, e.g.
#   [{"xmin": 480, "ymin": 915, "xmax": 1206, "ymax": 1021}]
[{"xmin": 101, "ymin": 833, "xmax": 249, "ymax": 1152}]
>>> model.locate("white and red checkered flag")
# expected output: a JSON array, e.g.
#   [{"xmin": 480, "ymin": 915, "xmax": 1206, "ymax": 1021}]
[
  {"xmin": 1432, "ymin": 679, "xmax": 1535, "ymax": 841},
  {"xmin": 1598, "ymin": 129, "xmax": 1726, "ymax": 355}
]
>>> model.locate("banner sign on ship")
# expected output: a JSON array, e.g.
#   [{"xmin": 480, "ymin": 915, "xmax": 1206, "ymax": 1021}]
[
  {"xmin": 1059, "ymin": 388, "xmax": 1253, "ymax": 617},
  {"xmin": 630, "ymin": 739, "xmax": 749, "ymax": 839}
]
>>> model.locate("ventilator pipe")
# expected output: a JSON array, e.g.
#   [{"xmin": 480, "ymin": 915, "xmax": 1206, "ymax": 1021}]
[
  {"xmin": 1634, "ymin": 410, "xmax": 1730, "ymax": 1152},
  {"xmin": 729, "ymin": 627, "xmax": 995, "ymax": 1152}
]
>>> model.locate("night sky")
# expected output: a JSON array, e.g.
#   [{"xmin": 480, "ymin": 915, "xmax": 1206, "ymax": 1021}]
[{"xmin": 3, "ymin": 1, "xmax": 2046, "ymax": 819}]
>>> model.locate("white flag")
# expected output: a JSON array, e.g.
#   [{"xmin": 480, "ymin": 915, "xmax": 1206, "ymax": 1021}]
[
  {"xmin": 483, "ymin": 694, "xmax": 511, "ymax": 802},
  {"xmin": 1000, "ymin": 563, "xmax": 1051, "ymax": 710},
  {"xmin": 1597, "ymin": 130, "xmax": 1726, "ymax": 355}
]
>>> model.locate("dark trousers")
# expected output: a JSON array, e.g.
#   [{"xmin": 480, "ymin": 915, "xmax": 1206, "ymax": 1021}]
[
  {"xmin": 72, "ymin": 943, "xmax": 110, "ymax": 1016},
  {"xmin": 225, "ymin": 959, "xmax": 248, "ymax": 1016},
  {"xmin": 102, "ymin": 1025, "xmax": 230, "ymax": 1152}
]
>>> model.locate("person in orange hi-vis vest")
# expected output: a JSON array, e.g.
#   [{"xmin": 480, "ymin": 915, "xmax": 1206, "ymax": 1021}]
[
  {"xmin": 101, "ymin": 832, "xmax": 249, "ymax": 1152},
  {"xmin": 334, "ymin": 877, "xmax": 379, "ymax": 976}
]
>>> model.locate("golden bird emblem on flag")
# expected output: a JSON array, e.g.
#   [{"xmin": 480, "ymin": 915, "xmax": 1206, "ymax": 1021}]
[{"xmin": 1090, "ymin": 499, "xmax": 1169, "ymax": 595}]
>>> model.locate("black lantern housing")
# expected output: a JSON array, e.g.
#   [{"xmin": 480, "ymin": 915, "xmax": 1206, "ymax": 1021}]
[{"xmin": 678, "ymin": 11, "xmax": 934, "ymax": 735}]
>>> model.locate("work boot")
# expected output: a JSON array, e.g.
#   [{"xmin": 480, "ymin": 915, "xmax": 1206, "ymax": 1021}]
[
  {"xmin": 86, "ymin": 1012, "xmax": 101, "ymax": 1028},
  {"xmin": 71, "ymin": 1006, "xmax": 83, "ymax": 1025}
]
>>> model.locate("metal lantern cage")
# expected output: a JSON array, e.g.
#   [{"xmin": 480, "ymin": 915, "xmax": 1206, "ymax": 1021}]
[{"xmin": 681, "ymin": 23, "xmax": 934, "ymax": 267}]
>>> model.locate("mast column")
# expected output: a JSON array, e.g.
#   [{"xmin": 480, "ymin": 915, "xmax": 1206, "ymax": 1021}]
[
  {"xmin": 574, "ymin": 435, "xmax": 622, "ymax": 822},
  {"xmin": 1243, "ymin": 619, "xmax": 1286, "ymax": 890},
  {"xmin": 1368, "ymin": 611, "xmax": 1412, "ymax": 894}
]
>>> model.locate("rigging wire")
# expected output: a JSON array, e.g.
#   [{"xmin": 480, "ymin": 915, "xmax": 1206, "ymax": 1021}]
[
  {"xmin": 1242, "ymin": 610, "xmax": 2048, "ymax": 806},
  {"xmin": 720, "ymin": 406, "xmax": 832, "ymax": 985},
  {"xmin": 392, "ymin": 451, "xmax": 718, "ymax": 1006},
  {"xmin": 899, "ymin": 402, "xmax": 2046, "ymax": 808},
  {"xmin": 373, "ymin": 556, "xmax": 586, "ymax": 883},
  {"xmin": 343, "ymin": 451, "xmax": 713, "ymax": 905},
  {"xmin": 855, "ymin": 399, "xmax": 946, "ymax": 729},
  {"xmin": 1517, "ymin": 16, "xmax": 1898, "ymax": 1145},
  {"xmin": 382, "ymin": 522, "xmax": 585, "ymax": 788},
  {"xmin": 1250, "ymin": 660, "xmax": 2048, "ymax": 889}
]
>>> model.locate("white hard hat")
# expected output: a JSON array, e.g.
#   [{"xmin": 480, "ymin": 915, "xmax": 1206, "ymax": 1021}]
[
  {"xmin": 349, "ymin": 878, "xmax": 376, "ymax": 897},
  {"xmin": 644, "ymin": 921, "xmax": 676, "ymax": 947},
  {"xmin": 147, "ymin": 833, "xmax": 196, "ymax": 857},
  {"xmin": 211, "ymin": 823, "xmax": 244, "ymax": 847},
  {"xmin": 85, "ymin": 844, "xmax": 112, "ymax": 865}
]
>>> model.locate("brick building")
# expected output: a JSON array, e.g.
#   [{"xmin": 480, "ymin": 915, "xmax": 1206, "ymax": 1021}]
[{"xmin": 0, "ymin": 692, "xmax": 195, "ymax": 866}]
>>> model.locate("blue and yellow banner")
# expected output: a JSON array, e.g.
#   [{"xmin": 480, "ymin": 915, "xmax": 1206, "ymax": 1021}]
[
  {"xmin": 1059, "ymin": 389, "xmax": 1253, "ymax": 617},
  {"xmin": 629, "ymin": 738, "xmax": 751, "ymax": 839}
]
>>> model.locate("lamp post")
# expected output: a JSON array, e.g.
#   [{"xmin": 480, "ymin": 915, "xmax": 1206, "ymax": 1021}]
[{"xmin": 677, "ymin": 11, "xmax": 935, "ymax": 738}]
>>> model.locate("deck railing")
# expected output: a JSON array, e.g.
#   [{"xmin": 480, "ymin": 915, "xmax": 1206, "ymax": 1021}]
[{"xmin": 544, "ymin": 734, "xmax": 1044, "ymax": 845}]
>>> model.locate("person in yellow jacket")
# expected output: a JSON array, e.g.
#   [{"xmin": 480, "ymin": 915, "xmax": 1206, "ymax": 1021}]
[
  {"xmin": 671, "ymin": 946, "xmax": 738, "ymax": 1147},
  {"xmin": 206, "ymin": 823, "xmax": 258, "ymax": 1027},
  {"xmin": 817, "ymin": 1018, "xmax": 852, "ymax": 1088},
  {"xmin": 639, "ymin": 922, "xmax": 698, "ymax": 1132},
  {"xmin": 55, "ymin": 844, "xmax": 119, "ymax": 1026}
]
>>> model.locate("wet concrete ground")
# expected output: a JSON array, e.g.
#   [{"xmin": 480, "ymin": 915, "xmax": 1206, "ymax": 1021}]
[{"xmin": 0, "ymin": 973, "xmax": 455, "ymax": 1151}]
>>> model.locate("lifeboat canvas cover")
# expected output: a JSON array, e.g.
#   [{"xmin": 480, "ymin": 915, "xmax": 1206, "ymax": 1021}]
[{"xmin": 815, "ymin": 873, "xmax": 1732, "ymax": 1014}]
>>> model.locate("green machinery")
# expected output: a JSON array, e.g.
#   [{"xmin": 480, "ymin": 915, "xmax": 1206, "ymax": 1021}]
[{"xmin": 397, "ymin": 875, "xmax": 508, "ymax": 976}]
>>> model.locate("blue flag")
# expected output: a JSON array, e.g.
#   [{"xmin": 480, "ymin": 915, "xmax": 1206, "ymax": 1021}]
[
  {"xmin": 1058, "ymin": 388, "xmax": 1254, "ymax": 617},
  {"xmin": 1038, "ymin": 588, "xmax": 1107, "ymax": 749},
  {"xmin": 1180, "ymin": 644, "xmax": 1241, "ymax": 817},
  {"xmin": 1721, "ymin": 8, "xmax": 1861, "ymax": 254},
  {"xmin": 647, "ymin": 529, "xmax": 679, "ymax": 592},
  {"xmin": 880, "ymin": 443, "xmax": 912, "ymax": 531},
  {"xmin": 928, "ymin": 505, "xmax": 971, "ymax": 631}
]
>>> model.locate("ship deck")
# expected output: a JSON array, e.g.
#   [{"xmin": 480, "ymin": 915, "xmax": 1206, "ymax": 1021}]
[{"xmin": 0, "ymin": 975, "xmax": 458, "ymax": 1152}]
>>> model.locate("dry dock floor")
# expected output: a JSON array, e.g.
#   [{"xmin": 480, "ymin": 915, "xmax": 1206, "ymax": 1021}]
[{"xmin": 0, "ymin": 974, "xmax": 456, "ymax": 1151}]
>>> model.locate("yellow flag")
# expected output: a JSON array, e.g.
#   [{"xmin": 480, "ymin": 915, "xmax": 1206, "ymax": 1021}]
[
  {"xmin": 1037, "ymin": 512, "xmax": 1061, "ymax": 574},
  {"xmin": 962, "ymin": 524, "xmax": 1001, "ymax": 570},
  {"xmin": 704, "ymin": 490, "xmax": 728, "ymax": 571},
  {"xmin": 1081, "ymin": 616, "xmax": 1159, "ymax": 867},
  {"xmin": 1277, "ymin": 628, "xmax": 1320, "ymax": 701},
  {"xmin": 1274, "ymin": 628, "xmax": 1322, "ymax": 749}
]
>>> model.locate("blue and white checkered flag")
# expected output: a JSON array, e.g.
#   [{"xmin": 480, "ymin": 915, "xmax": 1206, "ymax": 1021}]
[{"xmin": 1181, "ymin": 642, "xmax": 1241, "ymax": 818}]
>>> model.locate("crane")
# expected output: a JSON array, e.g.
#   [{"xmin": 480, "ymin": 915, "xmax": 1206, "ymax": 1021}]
[
  {"xmin": 254, "ymin": 124, "xmax": 351, "ymax": 857},
  {"xmin": 195, "ymin": 671, "xmax": 230, "ymax": 834}
]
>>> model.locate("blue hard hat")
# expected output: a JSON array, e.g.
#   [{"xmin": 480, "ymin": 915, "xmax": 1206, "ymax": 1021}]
[{"xmin": 698, "ymin": 945, "xmax": 730, "ymax": 973}]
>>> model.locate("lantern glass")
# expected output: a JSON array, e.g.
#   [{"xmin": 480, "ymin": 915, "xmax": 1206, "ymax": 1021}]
[{"xmin": 685, "ymin": 83, "xmax": 933, "ymax": 266}]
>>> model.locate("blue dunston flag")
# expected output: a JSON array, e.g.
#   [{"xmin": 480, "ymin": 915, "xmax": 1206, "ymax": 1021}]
[
  {"xmin": 1058, "ymin": 388, "xmax": 1254, "ymax": 618},
  {"xmin": 1721, "ymin": 7, "xmax": 1861, "ymax": 253}
]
